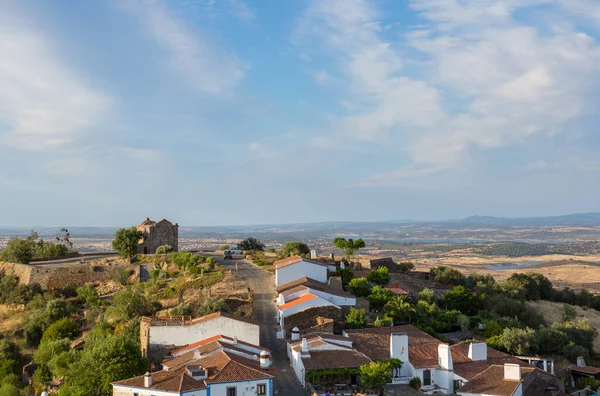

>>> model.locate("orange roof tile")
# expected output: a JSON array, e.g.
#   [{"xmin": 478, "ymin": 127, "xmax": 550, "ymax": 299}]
[
  {"xmin": 278, "ymin": 293, "xmax": 318, "ymax": 310},
  {"xmin": 274, "ymin": 255, "xmax": 328, "ymax": 269}
]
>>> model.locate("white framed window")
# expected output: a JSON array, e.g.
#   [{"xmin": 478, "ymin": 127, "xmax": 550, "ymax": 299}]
[
  {"xmin": 227, "ymin": 387, "xmax": 237, "ymax": 396},
  {"xmin": 257, "ymin": 383, "xmax": 267, "ymax": 395}
]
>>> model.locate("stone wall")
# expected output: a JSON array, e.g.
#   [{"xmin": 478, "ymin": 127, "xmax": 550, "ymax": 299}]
[
  {"xmin": 356, "ymin": 257, "xmax": 396, "ymax": 271},
  {"xmin": 136, "ymin": 219, "xmax": 179, "ymax": 254},
  {"xmin": 284, "ymin": 306, "xmax": 343, "ymax": 335}
]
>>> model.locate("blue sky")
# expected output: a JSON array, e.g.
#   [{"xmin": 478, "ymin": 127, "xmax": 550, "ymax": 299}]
[{"xmin": 2, "ymin": 0, "xmax": 600, "ymax": 226}]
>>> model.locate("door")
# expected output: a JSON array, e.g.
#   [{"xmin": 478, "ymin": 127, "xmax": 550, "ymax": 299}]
[{"xmin": 423, "ymin": 369, "xmax": 431, "ymax": 386}]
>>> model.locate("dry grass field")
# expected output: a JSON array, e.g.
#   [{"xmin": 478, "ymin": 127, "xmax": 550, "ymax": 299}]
[
  {"xmin": 526, "ymin": 300, "xmax": 600, "ymax": 353},
  {"xmin": 0, "ymin": 304, "xmax": 25, "ymax": 335}
]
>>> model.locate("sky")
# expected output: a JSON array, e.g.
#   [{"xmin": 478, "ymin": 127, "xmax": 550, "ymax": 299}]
[{"xmin": 2, "ymin": 0, "xmax": 600, "ymax": 227}]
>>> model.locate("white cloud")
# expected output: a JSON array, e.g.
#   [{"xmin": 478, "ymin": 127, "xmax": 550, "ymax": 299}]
[
  {"xmin": 226, "ymin": 0, "xmax": 256, "ymax": 23},
  {"xmin": 0, "ymin": 12, "xmax": 110, "ymax": 151},
  {"xmin": 122, "ymin": 0, "xmax": 246, "ymax": 95},
  {"xmin": 295, "ymin": 0, "xmax": 600, "ymax": 185}
]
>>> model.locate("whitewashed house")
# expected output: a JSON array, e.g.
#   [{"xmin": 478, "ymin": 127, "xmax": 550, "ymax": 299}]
[
  {"xmin": 140, "ymin": 312, "xmax": 260, "ymax": 356},
  {"xmin": 274, "ymin": 256, "xmax": 334, "ymax": 287},
  {"xmin": 113, "ymin": 335, "xmax": 273, "ymax": 396}
]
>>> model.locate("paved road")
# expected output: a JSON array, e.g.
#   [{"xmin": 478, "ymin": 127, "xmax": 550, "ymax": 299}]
[{"xmin": 207, "ymin": 253, "xmax": 306, "ymax": 396}]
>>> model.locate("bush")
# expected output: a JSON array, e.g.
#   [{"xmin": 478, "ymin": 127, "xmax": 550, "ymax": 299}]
[
  {"xmin": 112, "ymin": 267, "xmax": 131, "ymax": 285},
  {"xmin": 368, "ymin": 266, "xmax": 390, "ymax": 286},
  {"xmin": 501, "ymin": 327, "xmax": 537, "ymax": 355},
  {"xmin": 409, "ymin": 376, "xmax": 421, "ymax": 390},
  {"xmin": 41, "ymin": 317, "xmax": 81, "ymax": 343},
  {"xmin": 443, "ymin": 285, "xmax": 476, "ymax": 315},
  {"xmin": 396, "ymin": 262, "xmax": 415, "ymax": 273},
  {"xmin": 430, "ymin": 266, "xmax": 466, "ymax": 285},
  {"xmin": 280, "ymin": 242, "xmax": 311, "ymax": 257},
  {"xmin": 374, "ymin": 315, "xmax": 393, "ymax": 327},
  {"xmin": 349, "ymin": 278, "xmax": 372, "ymax": 298},
  {"xmin": 337, "ymin": 267, "xmax": 354, "ymax": 286},
  {"xmin": 563, "ymin": 304, "xmax": 577, "ymax": 322},
  {"xmin": 345, "ymin": 308, "xmax": 367, "ymax": 329},
  {"xmin": 368, "ymin": 286, "xmax": 396, "ymax": 311},
  {"xmin": 220, "ymin": 245, "xmax": 230, "ymax": 251},
  {"xmin": 418, "ymin": 288, "xmax": 437, "ymax": 304},
  {"xmin": 266, "ymin": 248, "xmax": 276, "ymax": 253},
  {"xmin": 172, "ymin": 252, "xmax": 200, "ymax": 270},
  {"xmin": 171, "ymin": 303, "xmax": 194, "ymax": 316},
  {"xmin": 577, "ymin": 377, "xmax": 600, "ymax": 390},
  {"xmin": 237, "ymin": 237, "xmax": 265, "ymax": 252},
  {"xmin": 198, "ymin": 298, "xmax": 229, "ymax": 316},
  {"xmin": 486, "ymin": 335, "xmax": 506, "ymax": 352}
]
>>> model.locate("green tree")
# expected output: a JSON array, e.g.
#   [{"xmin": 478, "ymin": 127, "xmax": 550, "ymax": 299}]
[
  {"xmin": 171, "ymin": 252, "xmax": 200, "ymax": 271},
  {"xmin": 0, "ymin": 235, "xmax": 36, "ymax": 264},
  {"xmin": 333, "ymin": 237, "xmax": 365, "ymax": 256},
  {"xmin": 63, "ymin": 333, "xmax": 148, "ymax": 395},
  {"xmin": 237, "ymin": 237, "xmax": 265, "ymax": 252},
  {"xmin": 418, "ymin": 288, "xmax": 437, "ymax": 304},
  {"xmin": 0, "ymin": 384, "xmax": 21, "ymax": 396},
  {"xmin": 219, "ymin": 245, "xmax": 230, "ymax": 251},
  {"xmin": 501, "ymin": 327, "xmax": 537, "ymax": 355},
  {"xmin": 349, "ymin": 277, "xmax": 372, "ymax": 298},
  {"xmin": 396, "ymin": 262, "xmax": 415, "ymax": 273},
  {"xmin": 359, "ymin": 361, "xmax": 394, "ymax": 391},
  {"xmin": 171, "ymin": 303, "xmax": 194, "ymax": 316},
  {"xmin": 384, "ymin": 295, "xmax": 416, "ymax": 323},
  {"xmin": 41, "ymin": 317, "xmax": 81, "ymax": 343},
  {"xmin": 105, "ymin": 287, "xmax": 155, "ymax": 322},
  {"xmin": 367, "ymin": 266, "xmax": 390, "ymax": 286},
  {"xmin": 430, "ymin": 266, "xmax": 466, "ymax": 285},
  {"xmin": 337, "ymin": 267, "xmax": 355, "ymax": 286},
  {"xmin": 198, "ymin": 298, "xmax": 230, "ymax": 316},
  {"xmin": 76, "ymin": 286, "xmax": 100, "ymax": 307},
  {"xmin": 345, "ymin": 308, "xmax": 367, "ymax": 329},
  {"xmin": 443, "ymin": 285, "xmax": 476, "ymax": 315},
  {"xmin": 155, "ymin": 244, "xmax": 173, "ymax": 255},
  {"xmin": 112, "ymin": 227, "xmax": 143, "ymax": 262},
  {"xmin": 281, "ymin": 242, "xmax": 311, "ymax": 257},
  {"xmin": 368, "ymin": 286, "xmax": 396, "ymax": 311},
  {"xmin": 563, "ymin": 304, "xmax": 577, "ymax": 322}
]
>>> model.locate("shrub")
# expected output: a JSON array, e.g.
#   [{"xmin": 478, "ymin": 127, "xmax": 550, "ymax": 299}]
[
  {"xmin": 577, "ymin": 377, "xmax": 600, "ymax": 390},
  {"xmin": 368, "ymin": 266, "xmax": 390, "ymax": 286},
  {"xmin": 220, "ymin": 245, "xmax": 230, "ymax": 251},
  {"xmin": 112, "ymin": 267, "xmax": 131, "ymax": 285},
  {"xmin": 266, "ymin": 248, "xmax": 276, "ymax": 253},
  {"xmin": 345, "ymin": 308, "xmax": 367, "ymax": 329},
  {"xmin": 198, "ymin": 298, "xmax": 229, "ymax": 316},
  {"xmin": 396, "ymin": 262, "xmax": 415, "ymax": 273},
  {"xmin": 563, "ymin": 304, "xmax": 577, "ymax": 322},
  {"xmin": 443, "ymin": 285, "xmax": 477, "ymax": 315},
  {"xmin": 349, "ymin": 278, "xmax": 372, "ymax": 298},
  {"xmin": 171, "ymin": 303, "xmax": 194, "ymax": 317},
  {"xmin": 430, "ymin": 266, "xmax": 466, "ymax": 285},
  {"xmin": 409, "ymin": 376, "xmax": 421, "ymax": 390},
  {"xmin": 337, "ymin": 267, "xmax": 354, "ymax": 286},
  {"xmin": 41, "ymin": 317, "xmax": 81, "ymax": 343},
  {"xmin": 280, "ymin": 242, "xmax": 311, "ymax": 257},
  {"xmin": 237, "ymin": 237, "xmax": 265, "ymax": 252}
]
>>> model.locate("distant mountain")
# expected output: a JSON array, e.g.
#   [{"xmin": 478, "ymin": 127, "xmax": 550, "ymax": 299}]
[{"xmin": 451, "ymin": 212, "xmax": 600, "ymax": 227}]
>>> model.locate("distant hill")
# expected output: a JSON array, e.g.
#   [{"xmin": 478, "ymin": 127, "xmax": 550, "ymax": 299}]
[{"xmin": 451, "ymin": 212, "xmax": 600, "ymax": 227}]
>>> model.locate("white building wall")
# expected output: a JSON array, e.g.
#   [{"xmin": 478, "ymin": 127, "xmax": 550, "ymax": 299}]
[
  {"xmin": 149, "ymin": 317, "xmax": 260, "ymax": 346},
  {"xmin": 288, "ymin": 349, "xmax": 307, "ymax": 387},
  {"xmin": 309, "ymin": 289, "xmax": 356, "ymax": 306},
  {"xmin": 209, "ymin": 378, "xmax": 272, "ymax": 396},
  {"xmin": 112, "ymin": 385, "xmax": 206, "ymax": 396},
  {"xmin": 275, "ymin": 262, "xmax": 328, "ymax": 286}
]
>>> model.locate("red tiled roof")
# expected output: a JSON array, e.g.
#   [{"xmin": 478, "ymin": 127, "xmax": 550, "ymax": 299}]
[
  {"xmin": 303, "ymin": 349, "xmax": 371, "ymax": 371},
  {"xmin": 274, "ymin": 255, "xmax": 329, "ymax": 269},
  {"xmin": 112, "ymin": 369, "xmax": 206, "ymax": 392},
  {"xmin": 276, "ymin": 277, "xmax": 353, "ymax": 298},
  {"xmin": 142, "ymin": 311, "xmax": 259, "ymax": 327},
  {"xmin": 171, "ymin": 334, "xmax": 270, "ymax": 357},
  {"xmin": 571, "ymin": 365, "xmax": 600, "ymax": 376},
  {"xmin": 278, "ymin": 293, "xmax": 318, "ymax": 310},
  {"xmin": 451, "ymin": 344, "xmax": 528, "ymax": 380},
  {"xmin": 172, "ymin": 335, "xmax": 222, "ymax": 355},
  {"xmin": 457, "ymin": 365, "xmax": 535, "ymax": 396}
]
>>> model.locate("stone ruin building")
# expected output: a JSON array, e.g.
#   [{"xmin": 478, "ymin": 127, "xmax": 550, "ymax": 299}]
[{"xmin": 136, "ymin": 218, "xmax": 179, "ymax": 254}]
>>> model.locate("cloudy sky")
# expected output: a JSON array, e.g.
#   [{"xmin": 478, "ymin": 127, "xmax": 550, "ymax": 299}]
[{"xmin": 2, "ymin": 0, "xmax": 600, "ymax": 226}]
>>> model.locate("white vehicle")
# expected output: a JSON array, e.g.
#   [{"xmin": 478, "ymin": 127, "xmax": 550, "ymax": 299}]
[{"xmin": 227, "ymin": 248, "xmax": 244, "ymax": 255}]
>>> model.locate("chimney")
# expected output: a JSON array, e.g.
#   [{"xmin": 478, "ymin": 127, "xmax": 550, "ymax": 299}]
[
  {"xmin": 232, "ymin": 336, "xmax": 238, "ymax": 346},
  {"xmin": 390, "ymin": 334, "xmax": 409, "ymax": 361},
  {"xmin": 504, "ymin": 363, "xmax": 522, "ymax": 380},
  {"xmin": 438, "ymin": 344, "xmax": 453, "ymax": 371},
  {"xmin": 577, "ymin": 356, "xmax": 586, "ymax": 367},
  {"xmin": 468, "ymin": 342, "xmax": 487, "ymax": 361},
  {"xmin": 310, "ymin": 250, "xmax": 317, "ymax": 259},
  {"xmin": 144, "ymin": 371, "xmax": 152, "ymax": 387},
  {"xmin": 330, "ymin": 252, "xmax": 334, "ymax": 260},
  {"xmin": 301, "ymin": 337, "xmax": 310, "ymax": 357},
  {"xmin": 340, "ymin": 261, "xmax": 346, "ymax": 270},
  {"xmin": 277, "ymin": 294, "xmax": 286, "ymax": 306},
  {"xmin": 194, "ymin": 349, "xmax": 202, "ymax": 359},
  {"xmin": 260, "ymin": 351, "xmax": 271, "ymax": 369},
  {"xmin": 291, "ymin": 327, "xmax": 301, "ymax": 341}
]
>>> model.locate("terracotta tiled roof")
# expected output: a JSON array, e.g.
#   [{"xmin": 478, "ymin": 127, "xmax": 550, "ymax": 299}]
[
  {"xmin": 570, "ymin": 365, "xmax": 600, "ymax": 375},
  {"xmin": 278, "ymin": 293, "xmax": 318, "ymax": 310},
  {"xmin": 303, "ymin": 349, "xmax": 371, "ymax": 371},
  {"xmin": 451, "ymin": 344, "xmax": 528, "ymax": 380},
  {"xmin": 112, "ymin": 369, "xmax": 206, "ymax": 392},
  {"xmin": 277, "ymin": 277, "xmax": 353, "ymax": 299},
  {"xmin": 344, "ymin": 325, "xmax": 441, "ymax": 368},
  {"xmin": 274, "ymin": 255, "xmax": 329, "ymax": 269},
  {"xmin": 171, "ymin": 335, "xmax": 223, "ymax": 355},
  {"xmin": 457, "ymin": 365, "xmax": 536, "ymax": 396},
  {"xmin": 522, "ymin": 368, "xmax": 567, "ymax": 396},
  {"xmin": 171, "ymin": 334, "xmax": 270, "ymax": 357},
  {"xmin": 207, "ymin": 353, "xmax": 273, "ymax": 384},
  {"xmin": 389, "ymin": 287, "xmax": 409, "ymax": 295}
]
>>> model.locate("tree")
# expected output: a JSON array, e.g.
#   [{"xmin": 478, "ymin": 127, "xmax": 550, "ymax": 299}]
[
  {"xmin": 563, "ymin": 304, "xmax": 577, "ymax": 322},
  {"xmin": 333, "ymin": 237, "xmax": 365, "ymax": 256},
  {"xmin": 237, "ymin": 237, "xmax": 265, "ymax": 252},
  {"xmin": 219, "ymin": 245, "xmax": 230, "ymax": 251},
  {"xmin": 368, "ymin": 266, "xmax": 390, "ymax": 286},
  {"xmin": 501, "ymin": 327, "xmax": 537, "ymax": 355},
  {"xmin": 171, "ymin": 252, "xmax": 200, "ymax": 271},
  {"xmin": 0, "ymin": 384, "xmax": 20, "ymax": 396},
  {"xmin": 105, "ymin": 287, "xmax": 155, "ymax": 322},
  {"xmin": 0, "ymin": 235, "xmax": 36, "ymax": 264},
  {"xmin": 418, "ymin": 288, "xmax": 437, "ymax": 304},
  {"xmin": 349, "ymin": 277, "xmax": 372, "ymax": 298},
  {"xmin": 63, "ymin": 333, "xmax": 148, "ymax": 395},
  {"xmin": 155, "ymin": 244, "xmax": 173, "ymax": 256},
  {"xmin": 346, "ymin": 308, "xmax": 367, "ymax": 329},
  {"xmin": 359, "ymin": 361, "xmax": 393, "ymax": 391},
  {"xmin": 337, "ymin": 267, "xmax": 354, "ymax": 286},
  {"xmin": 368, "ymin": 286, "xmax": 396, "ymax": 311},
  {"xmin": 281, "ymin": 242, "xmax": 311, "ymax": 257},
  {"xmin": 396, "ymin": 262, "xmax": 415, "ymax": 273},
  {"xmin": 112, "ymin": 227, "xmax": 143, "ymax": 261},
  {"xmin": 443, "ymin": 285, "xmax": 476, "ymax": 315},
  {"xmin": 384, "ymin": 295, "xmax": 416, "ymax": 323},
  {"xmin": 76, "ymin": 286, "xmax": 100, "ymax": 307},
  {"xmin": 41, "ymin": 317, "xmax": 81, "ymax": 343}
]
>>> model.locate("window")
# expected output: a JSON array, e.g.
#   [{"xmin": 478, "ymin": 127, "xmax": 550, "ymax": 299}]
[
  {"xmin": 227, "ymin": 387, "xmax": 237, "ymax": 396},
  {"xmin": 257, "ymin": 383, "xmax": 266, "ymax": 395}
]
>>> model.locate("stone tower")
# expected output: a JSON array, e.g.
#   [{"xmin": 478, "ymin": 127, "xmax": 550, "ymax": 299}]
[{"xmin": 136, "ymin": 218, "xmax": 179, "ymax": 254}]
